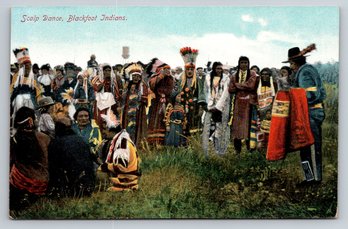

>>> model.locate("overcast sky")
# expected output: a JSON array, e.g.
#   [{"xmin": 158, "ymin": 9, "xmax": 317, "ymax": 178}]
[{"xmin": 11, "ymin": 6, "xmax": 339, "ymax": 69}]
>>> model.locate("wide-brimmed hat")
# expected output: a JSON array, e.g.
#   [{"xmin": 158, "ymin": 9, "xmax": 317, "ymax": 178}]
[
  {"xmin": 282, "ymin": 44, "xmax": 316, "ymax": 63},
  {"xmin": 37, "ymin": 96, "xmax": 55, "ymax": 108}
]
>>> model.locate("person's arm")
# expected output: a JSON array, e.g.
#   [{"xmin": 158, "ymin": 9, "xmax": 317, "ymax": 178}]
[
  {"xmin": 228, "ymin": 75, "xmax": 237, "ymax": 93},
  {"xmin": 298, "ymin": 67, "xmax": 326, "ymax": 105},
  {"xmin": 216, "ymin": 75, "xmax": 231, "ymax": 112},
  {"xmin": 234, "ymin": 72, "xmax": 258, "ymax": 91}
]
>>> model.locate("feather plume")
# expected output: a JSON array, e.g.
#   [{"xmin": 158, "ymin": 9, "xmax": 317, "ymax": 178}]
[{"xmin": 60, "ymin": 87, "xmax": 74, "ymax": 102}]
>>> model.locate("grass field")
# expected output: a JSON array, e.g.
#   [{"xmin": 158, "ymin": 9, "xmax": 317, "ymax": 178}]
[
  {"xmin": 10, "ymin": 84, "xmax": 338, "ymax": 220},
  {"xmin": 11, "ymin": 129, "xmax": 337, "ymax": 219}
]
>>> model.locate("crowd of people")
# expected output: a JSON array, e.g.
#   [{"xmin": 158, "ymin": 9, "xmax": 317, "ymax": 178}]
[{"xmin": 9, "ymin": 44, "xmax": 326, "ymax": 212}]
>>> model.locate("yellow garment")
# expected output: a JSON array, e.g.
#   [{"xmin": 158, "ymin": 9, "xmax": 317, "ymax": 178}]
[{"xmin": 106, "ymin": 141, "xmax": 140, "ymax": 191}]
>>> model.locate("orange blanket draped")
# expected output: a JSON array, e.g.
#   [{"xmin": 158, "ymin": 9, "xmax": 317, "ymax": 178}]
[{"xmin": 266, "ymin": 88, "xmax": 314, "ymax": 161}]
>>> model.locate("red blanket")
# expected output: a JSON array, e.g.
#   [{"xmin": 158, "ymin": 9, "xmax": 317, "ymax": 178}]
[
  {"xmin": 266, "ymin": 89, "xmax": 314, "ymax": 161},
  {"xmin": 266, "ymin": 91, "xmax": 290, "ymax": 160},
  {"xmin": 289, "ymin": 88, "xmax": 314, "ymax": 150}
]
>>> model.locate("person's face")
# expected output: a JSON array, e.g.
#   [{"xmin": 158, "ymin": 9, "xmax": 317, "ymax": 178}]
[
  {"xmin": 42, "ymin": 69, "xmax": 49, "ymax": 75},
  {"xmin": 175, "ymin": 68, "xmax": 183, "ymax": 75},
  {"xmin": 261, "ymin": 71, "xmax": 271, "ymax": 82},
  {"xmin": 215, "ymin": 65, "xmax": 223, "ymax": 76},
  {"xmin": 197, "ymin": 68, "xmax": 203, "ymax": 75},
  {"xmin": 116, "ymin": 66, "xmax": 123, "ymax": 73},
  {"xmin": 77, "ymin": 76, "xmax": 84, "ymax": 83},
  {"xmin": 251, "ymin": 67, "xmax": 259, "ymax": 74},
  {"xmin": 289, "ymin": 61, "xmax": 299, "ymax": 73},
  {"xmin": 163, "ymin": 67, "xmax": 171, "ymax": 76},
  {"xmin": 103, "ymin": 67, "xmax": 111, "ymax": 79},
  {"xmin": 131, "ymin": 73, "xmax": 141, "ymax": 84},
  {"xmin": 56, "ymin": 70, "xmax": 63, "ymax": 77},
  {"xmin": 33, "ymin": 67, "xmax": 39, "ymax": 74},
  {"xmin": 186, "ymin": 67, "xmax": 194, "ymax": 78},
  {"xmin": 280, "ymin": 69, "xmax": 289, "ymax": 78},
  {"xmin": 66, "ymin": 69, "xmax": 75, "ymax": 79},
  {"xmin": 239, "ymin": 60, "xmax": 249, "ymax": 71},
  {"xmin": 76, "ymin": 110, "xmax": 90, "ymax": 127},
  {"xmin": 24, "ymin": 62, "xmax": 32, "ymax": 77}
]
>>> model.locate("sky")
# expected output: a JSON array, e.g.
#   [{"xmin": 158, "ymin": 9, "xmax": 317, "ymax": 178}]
[{"xmin": 11, "ymin": 6, "xmax": 339, "ymax": 70}]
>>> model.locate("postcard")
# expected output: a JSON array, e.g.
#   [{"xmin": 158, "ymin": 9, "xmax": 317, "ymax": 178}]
[{"xmin": 9, "ymin": 6, "xmax": 338, "ymax": 219}]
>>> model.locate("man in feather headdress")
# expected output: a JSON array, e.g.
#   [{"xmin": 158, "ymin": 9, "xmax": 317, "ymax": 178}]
[
  {"xmin": 178, "ymin": 47, "xmax": 206, "ymax": 137},
  {"xmin": 283, "ymin": 45, "xmax": 326, "ymax": 185},
  {"xmin": 120, "ymin": 62, "xmax": 148, "ymax": 147}
]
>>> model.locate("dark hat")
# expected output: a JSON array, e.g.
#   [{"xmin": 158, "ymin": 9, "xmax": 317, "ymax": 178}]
[
  {"xmin": 54, "ymin": 65, "xmax": 64, "ymax": 73},
  {"xmin": 64, "ymin": 62, "xmax": 76, "ymax": 70},
  {"xmin": 32, "ymin": 63, "xmax": 39, "ymax": 70},
  {"xmin": 75, "ymin": 66, "xmax": 82, "ymax": 72},
  {"xmin": 40, "ymin": 64, "xmax": 50, "ymax": 71},
  {"xmin": 282, "ymin": 47, "xmax": 308, "ymax": 63},
  {"xmin": 37, "ymin": 96, "xmax": 55, "ymax": 108}
]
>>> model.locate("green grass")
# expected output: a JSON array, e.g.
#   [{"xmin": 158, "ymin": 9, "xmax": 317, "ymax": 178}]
[
  {"xmin": 11, "ymin": 83, "xmax": 338, "ymax": 220},
  {"xmin": 11, "ymin": 133, "xmax": 337, "ymax": 219}
]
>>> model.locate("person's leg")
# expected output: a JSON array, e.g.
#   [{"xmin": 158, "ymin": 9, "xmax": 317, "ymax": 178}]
[
  {"xmin": 310, "ymin": 108, "xmax": 325, "ymax": 181},
  {"xmin": 234, "ymin": 138, "xmax": 242, "ymax": 154},
  {"xmin": 202, "ymin": 111, "xmax": 212, "ymax": 157}
]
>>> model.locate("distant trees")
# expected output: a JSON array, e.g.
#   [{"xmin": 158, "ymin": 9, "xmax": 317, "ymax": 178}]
[{"xmin": 313, "ymin": 61, "xmax": 339, "ymax": 85}]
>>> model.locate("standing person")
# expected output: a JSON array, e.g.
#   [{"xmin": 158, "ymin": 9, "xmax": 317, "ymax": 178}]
[
  {"xmin": 228, "ymin": 56, "xmax": 259, "ymax": 154},
  {"xmin": 91, "ymin": 63, "xmax": 121, "ymax": 131},
  {"xmin": 173, "ymin": 66, "xmax": 183, "ymax": 81},
  {"xmin": 121, "ymin": 62, "xmax": 148, "ymax": 147},
  {"xmin": 256, "ymin": 67, "xmax": 277, "ymax": 149},
  {"xmin": 196, "ymin": 67, "xmax": 206, "ymax": 81},
  {"xmin": 57, "ymin": 62, "xmax": 78, "ymax": 119},
  {"xmin": 282, "ymin": 44, "xmax": 326, "ymax": 184},
  {"xmin": 202, "ymin": 62, "xmax": 231, "ymax": 155},
  {"xmin": 51, "ymin": 65, "xmax": 66, "ymax": 100},
  {"xmin": 38, "ymin": 64, "xmax": 54, "ymax": 97},
  {"xmin": 10, "ymin": 47, "xmax": 42, "ymax": 118},
  {"xmin": 73, "ymin": 71, "xmax": 95, "ymax": 116},
  {"xmin": 32, "ymin": 63, "xmax": 40, "ymax": 79},
  {"xmin": 178, "ymin": 47, "xmax": 206, "ymax": 136},
  {"xmin": 146, "ymin": 58, "xmax": 174, "ymax": 145},
  {"xmin": 10, "ymin": 107, "xmax": 50, "ymax": 211},
  {"xmin": 164, "ymin": 87, "xmax": 187, "ymax": 147},
  {"xmin": 250, "ymin": 65, "xmax": 260, "ymax": 76},
  {"xmin": 277, "ymin": 66, "xmax": 292, "ymax": 90},
  {"xmin": 87, "ymin": 54, "xmax": 98, "ymax": 69}
]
